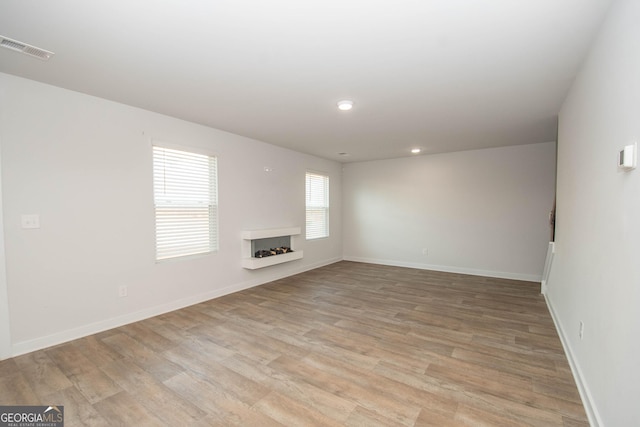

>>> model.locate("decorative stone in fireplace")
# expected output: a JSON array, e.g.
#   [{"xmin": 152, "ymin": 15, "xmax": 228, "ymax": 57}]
[{"xmin": 241, "ymin": 227, "xmax": 303, "ymax": 269}]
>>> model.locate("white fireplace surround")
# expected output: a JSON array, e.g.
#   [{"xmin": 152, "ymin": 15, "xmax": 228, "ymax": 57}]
[{"xmin": 241, "ymin": 227, "xmax": 303, "ymax": 269}]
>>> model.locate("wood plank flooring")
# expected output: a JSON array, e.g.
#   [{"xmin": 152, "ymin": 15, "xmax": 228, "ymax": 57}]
[{"xmin": 0, "ymin": 261, "xmax": 588, "ymax": 426}]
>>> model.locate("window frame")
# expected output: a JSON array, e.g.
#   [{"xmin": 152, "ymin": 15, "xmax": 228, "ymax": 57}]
[
  {"xmin": 305, "ymin": 171, "xmax": 330, "ymax": 240},
  {"xmin": 152, "ymin": 142, "xmax": 219, "ymax": 261}
]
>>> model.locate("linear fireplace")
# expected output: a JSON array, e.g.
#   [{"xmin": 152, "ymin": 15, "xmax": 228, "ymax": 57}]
[{"xmin": 241, "ymin": 227, "xmax": 303, "ymax": 269}]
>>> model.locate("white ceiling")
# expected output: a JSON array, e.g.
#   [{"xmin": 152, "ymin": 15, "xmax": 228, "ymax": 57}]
[{"xmin": 0, "ymin": 0, "xmax": 613, "ymax": 162}]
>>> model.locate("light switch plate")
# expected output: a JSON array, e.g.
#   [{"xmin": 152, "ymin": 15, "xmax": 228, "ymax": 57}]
[
  {"xmin": 21, "ymin": 214, "xmax": 40, "ymax": 229},
  {"xmin": 619, "ymin": 142, "xmax": 637, "ymax": 170}
]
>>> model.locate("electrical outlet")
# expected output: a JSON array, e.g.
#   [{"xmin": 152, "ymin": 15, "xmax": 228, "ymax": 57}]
[
  {"xmin": 118, "ymin": 285, "xmax": 128, "ymax": 298},
  {"xmin": 21, "ymin": 214, "xmax": 40, "ymax": 229},
  {"xmin": 579, "ymin": 321, "xmax": 584, "ymax": 339},
  {"xmin": 422, "ymin": 248, "xmax": 429, "ymax": 256}
]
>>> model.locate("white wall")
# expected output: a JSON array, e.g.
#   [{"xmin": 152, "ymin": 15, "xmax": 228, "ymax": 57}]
[
  {"xmin": 547, "ymin": 0, "xmax": 640, "ymax": 425},
  {"xmin": 343, "ymin": 142, "xmax": 556, "ymax": 281},
  {"xmin": 0, "ymin": 88, "xmax": 12, "ymax": 358},
  {"xmin": 0, "ymin": 72, "xmax": 342, "ymax": 357}
]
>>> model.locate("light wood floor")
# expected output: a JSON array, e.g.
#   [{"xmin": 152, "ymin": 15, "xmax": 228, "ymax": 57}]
[{"xmin": 0, "ymin": 261, "xmax": 587, "ymax": 426}]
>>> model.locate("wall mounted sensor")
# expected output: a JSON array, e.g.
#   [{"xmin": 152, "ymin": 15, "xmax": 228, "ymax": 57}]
[{"xmin": 618, "ymin": 142, "xmax": 637, "ymax": 171}]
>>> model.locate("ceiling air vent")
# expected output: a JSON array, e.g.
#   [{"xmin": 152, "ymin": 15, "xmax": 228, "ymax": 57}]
[{"xmin": 0, "ymin": 35, "xmax": 54, "ymax": 61}]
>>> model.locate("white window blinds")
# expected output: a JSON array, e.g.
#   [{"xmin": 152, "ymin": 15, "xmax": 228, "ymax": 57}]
[
  {"xmin": 306, "ymin": 172, "xmax": 329, "ymax": 239},
  {"xmin": 153, "ymin": 146, "xmax": 218, "ymax": 260}
]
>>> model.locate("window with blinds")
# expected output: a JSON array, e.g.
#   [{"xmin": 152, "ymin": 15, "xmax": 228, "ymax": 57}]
[
  {"xmin": 153, "ymin": 145, "xmax": 218, "ymax": 261},
  {"xmin": 305, "ymin": 172, "xmax": 329, "ymax": 239}
]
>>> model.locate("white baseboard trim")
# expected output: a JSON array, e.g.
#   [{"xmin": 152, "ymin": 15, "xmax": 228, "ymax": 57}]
[
  {"xmin": 342, "ymin": 256, "xmax": 542, "ymax": 283},
  {"xmin": 11, "ymin": 283, "xmax": 253, "ymax": 357},
  {"xmin": 544, "ymin": 293, "xmax": 602, "ymax": 427},
  {"xmin": 10, "ymin": 257, "xmax": 342, "ymax": 358}
]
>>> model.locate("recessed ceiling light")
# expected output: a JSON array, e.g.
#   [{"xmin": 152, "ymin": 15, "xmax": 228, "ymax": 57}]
[
  {"xmin": 411, "ymin": 148, "xmax": 421, "ymax": 154},
  {"xmin": 337, "ymin": 100, "xmax": 353, "ymax": 111}
]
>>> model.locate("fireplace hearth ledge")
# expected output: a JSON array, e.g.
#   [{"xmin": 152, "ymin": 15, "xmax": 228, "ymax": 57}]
[{"xmin": 241, "ymin": 227, "xmax": 303, "ymax": 269}]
